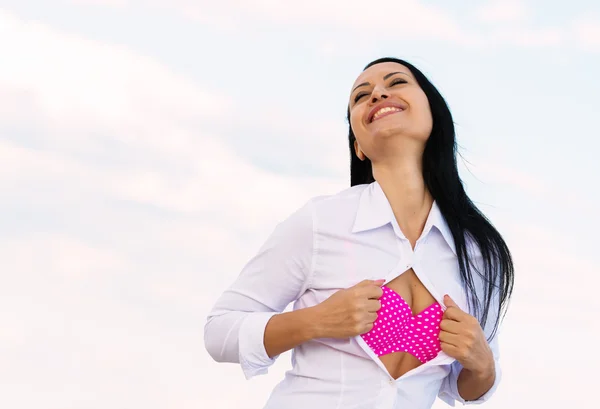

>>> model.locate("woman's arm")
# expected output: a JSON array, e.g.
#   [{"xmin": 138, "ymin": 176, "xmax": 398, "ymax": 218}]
[
  {"xmin": 204, "ymin": 201, "xmax": 315, "ymax": 379},
  {"xmin": 263, "ymin": 307, "xmax": 320, "ymax": 358},
  {"xmin": 438, "ymin": 333, "xmax": 501, "ymax": 405},
  {"xmin": 263, "ymin": 278, "xmax": 385, "ymax": 357},
  {"xmin": 456, "ymin": 359, "xmax": 497, "ymax": 401}
]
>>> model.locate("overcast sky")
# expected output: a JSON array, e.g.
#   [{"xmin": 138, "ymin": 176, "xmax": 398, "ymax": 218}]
[{"xmin": 0, "ymin": 1, "xmax": 598, "ymax": 408}]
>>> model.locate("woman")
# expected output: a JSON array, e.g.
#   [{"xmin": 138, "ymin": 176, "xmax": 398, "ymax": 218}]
[{"xmin": 204, "ymin": 57, "xmax": 514, "ymax": 409}]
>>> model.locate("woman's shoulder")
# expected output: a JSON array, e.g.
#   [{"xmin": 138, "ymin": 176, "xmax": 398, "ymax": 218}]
[
  {"xmin": 283, "ymin": 183, "xmax": 371, "ymax": 232},
  {"xmin": 308, "ymin": 183, "xmax": 369, "ymax": 207}
]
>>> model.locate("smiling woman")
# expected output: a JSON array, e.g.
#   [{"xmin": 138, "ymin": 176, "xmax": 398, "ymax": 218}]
[{"xmin": 204, "ymin": 57, "xmax": 514, "ymax": 409}]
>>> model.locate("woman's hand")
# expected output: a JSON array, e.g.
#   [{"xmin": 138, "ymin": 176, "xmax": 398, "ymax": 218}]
[
  {"xmin": 310, "ymin": 279, "xmax": 384, "ymax": 339},
  {"xmin": 439, "ymin": 295, "xmax": 495, "ymax": 376}
]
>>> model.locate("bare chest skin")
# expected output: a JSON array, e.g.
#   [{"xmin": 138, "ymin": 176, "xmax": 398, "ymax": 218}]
[{"xmin": 379, "ymin": 268, "xmax": 438, "ymax": 379}]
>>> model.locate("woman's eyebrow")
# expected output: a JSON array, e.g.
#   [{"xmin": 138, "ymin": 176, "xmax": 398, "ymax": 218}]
[{"xmin": 351, "ymin": 71, "xmax": 410, "ymax": 93}]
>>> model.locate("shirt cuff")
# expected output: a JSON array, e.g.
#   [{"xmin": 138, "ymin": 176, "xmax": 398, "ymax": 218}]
[
  {"xmin": 438, "ymin": 360, "xmax": 502, "ymax": 406},
  {"xmin": 238, "ymin": 312, "xmax": 279, "ymax": 380}
]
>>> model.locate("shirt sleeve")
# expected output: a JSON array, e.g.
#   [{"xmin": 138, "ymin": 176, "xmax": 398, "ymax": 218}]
[
  {"xmin": 203, "ymin": 200, "xmax": 315, "ymax": 380},
  {"xmin": 437, "ymin": 332, "xmax": 502, "ymax": 406}
]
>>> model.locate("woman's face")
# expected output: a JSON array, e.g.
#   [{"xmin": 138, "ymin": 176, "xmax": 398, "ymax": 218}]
[{"xmin": 348, "ymin": 62, "xmax": 433, "ymax": 161}]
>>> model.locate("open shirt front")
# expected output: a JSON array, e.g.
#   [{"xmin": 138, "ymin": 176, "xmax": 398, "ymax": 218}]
[{"xmin": 204, "ymin": 181, "xmax": 502, "ymax": 409}]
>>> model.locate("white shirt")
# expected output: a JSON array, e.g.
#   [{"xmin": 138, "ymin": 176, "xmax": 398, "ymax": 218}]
[{"xmin": 204, "ymin": 182, "xmax": 502, "ymax": 409}]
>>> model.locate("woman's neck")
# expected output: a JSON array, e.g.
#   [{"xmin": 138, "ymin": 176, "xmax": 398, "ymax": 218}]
[{"xmin": 373, "ymin": 161, "xmax": 433, "ymax": 246}]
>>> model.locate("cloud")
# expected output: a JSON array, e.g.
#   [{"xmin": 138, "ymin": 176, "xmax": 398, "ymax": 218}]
[
  {"xmin": 62, "ymin": 0, "xmax": 600, "ymax": 53},
  {"xmin": 465, "ymin": 159, "xmax": 549, "ymax": 195},
  {"xmin": 0, "ymin": 10, "xmax": 347, "ymax": 408},
  {"xmin": 471, "ymin": 0, "xmax": 567, "ymax": 48},
  {"xmin": 472, "ymin": 3, "xmax": 600, "ymax": 51},
  {"xmin": 1, "ymin": 232, "xmax": 132, "ymax": 282},
  {"xmin": 64, "ymin": 0, "xmax": 477, "ymax": 45},
  {"xmin": 488, "ymin": 220, "xmax": 599, "ymax": 409},
  {"xmin": 0, "ymin": 9, "xmax": 342, "ymax": 223},
  {"xmin": 0, "ymin": 8, "xmax": 228, "ymax": 143},
  {"xmin": 69, "ymin": 0, "xmax": 129, "ymax": 6},
  {"xmin": 475, "ymin": 0, "xmax": 530, "ymax": 24},
  {"xmin": 485, "ymin": 26, "xmax": 565, "ymax": 47},
  {"xmin": 572, "ymin": 16, "xmax": 600, "ymax": 52},
  {"xmin": 0, "ymin": 14, "xmax": 348, "ymax": 366},
  {"xmin": 0, "ymin": 8, "xmax": 347, "ymax": 322}
]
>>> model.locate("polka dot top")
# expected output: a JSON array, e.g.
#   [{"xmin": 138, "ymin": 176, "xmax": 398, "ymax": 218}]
[{"xmin": 360, "ymin": 285, "xmax": 443, "ymax": 363}]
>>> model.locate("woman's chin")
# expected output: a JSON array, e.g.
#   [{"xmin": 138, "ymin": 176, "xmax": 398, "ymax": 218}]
[{"xmin": 369, "ymin": 126, "xmax": 409, "ymax": 140}]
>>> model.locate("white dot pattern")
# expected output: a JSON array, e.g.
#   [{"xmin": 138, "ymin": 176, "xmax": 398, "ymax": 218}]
[{"xmin": 360, "ymin": 286, "xmax": 443, "ymax": 363}]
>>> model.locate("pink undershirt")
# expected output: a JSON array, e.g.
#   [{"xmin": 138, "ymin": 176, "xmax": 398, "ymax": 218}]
[{"xmin": 360, "ymin": 285, "xmax": 443, "ymax": 363}]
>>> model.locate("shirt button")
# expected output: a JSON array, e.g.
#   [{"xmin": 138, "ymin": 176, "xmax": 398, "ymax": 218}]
[{"xmin": 389, "ymin": 379, "xmax": 395, "ymax": 386}]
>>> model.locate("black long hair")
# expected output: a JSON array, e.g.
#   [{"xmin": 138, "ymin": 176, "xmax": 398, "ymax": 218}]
[{"xmin": 347, "ymin": 57, "xmax": 514, "ymax": 339}]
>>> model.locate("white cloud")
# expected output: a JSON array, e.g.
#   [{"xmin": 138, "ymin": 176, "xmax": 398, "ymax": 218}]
[
  {"xmin": 473, "ymin": 3, "xmax": 600, "ymax": 51},
  {"xmin": 239, "ymin": 0, "xmax": 471, "ymax": 44},
  {"xmin": 62, "ymin": 0, "xmax": 600, "ymax": 53},
  {"xmin": 485, "ymin": 26, "xmax": 566, "ymax": 47},
  {"xmin": 69, "ymin": 0, "xmax": 129, "ymax": 6},
  {"xmin": 1, "ymin": 232, "xmax": 131, "ymax": 281},
  {"xmin": 485, "ymin": 221, "xmax": 599, "ymax": 409},
  {"xmin": 0, "ymin": 9, "xmax": 228, "ymax": 147},
  {"xmin": 64, "ymin": 0, "xmax": 477, "ymax": 45},
  {"xmin": 0, "ymin": 9, "xmax": 342, "ymax": 223},
  {"xmin": 0, "ymin": 10, "xmax": 346, "ymax": 408},
  {"xmin": 475, "ymin": 0, "xmax": 530, "ymax": 24},
  {"xmin": 467, "ymin": 160, "xmax": 549, "ymax": 195},
  {"xmin": 572, "ymin": 16, "xmax": 600, "ymax": 52}
]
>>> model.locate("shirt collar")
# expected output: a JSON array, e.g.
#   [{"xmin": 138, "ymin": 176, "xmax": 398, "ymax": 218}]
[{"xmin": 352, "ymin": 181, "xmax": 457, "ymax": 255}]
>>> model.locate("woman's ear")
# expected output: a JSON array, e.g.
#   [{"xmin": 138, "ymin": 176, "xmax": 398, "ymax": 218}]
[{"xmin": 354, "ymin": 140, "xmax": 366, "ymax": 161}]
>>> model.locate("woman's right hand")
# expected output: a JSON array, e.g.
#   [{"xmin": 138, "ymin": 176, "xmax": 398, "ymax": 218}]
[{"xmin": 311, "ymin": 279, "xmax": 385, "ymax": 339}]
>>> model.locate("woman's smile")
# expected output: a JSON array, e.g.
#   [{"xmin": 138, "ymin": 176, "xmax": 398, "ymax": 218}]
[
  {"xmin": 371, "ymin": 107, "xmax": 404, "ymax": 123},
  {"xmin": 367, "ymin": 101, "xmax": 407, "ymax": 123}
]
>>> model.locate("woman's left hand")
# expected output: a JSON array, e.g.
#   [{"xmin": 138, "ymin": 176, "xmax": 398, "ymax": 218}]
[{"xmin": 439, "ymin": 295, "xmax": 494, "ymax": 375}]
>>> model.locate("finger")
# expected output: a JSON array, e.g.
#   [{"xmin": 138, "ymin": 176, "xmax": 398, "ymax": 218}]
[
  {"xmin": 440, "ymin": 341, "xmax": 460, "ymax": 358},
  {"xmin": 438, "ymin": 330, "xmax": 461, "ymax": 347},
  {"xmin": 367, "ymin": 299, "xmax": 381, "ymax": 312},
  {"xmin": 364, "ymin": 285, "xmax": 384, "ymax": 300},
  {"xmin": 355, "ymin": 279, "xmax": 385, "ymax": 288},
  {"xmin": 354, "ymin": 279, "xmax": 374, "ymax": 287},
  {"xmin": 440, "ymin": 318, "xmax": 462, "ymax": 334},
  {"xmin": 367, "ymin": 312, "xmax": 378, "ymax": 323},
  {"xmin": 360, "ymin": 321, "xmax": 375, "ymax": 335},
  {"xmin": 443, "ymin": 294, "xmax": 461, "ymax": 310},
  {"xmin": 442, "ymin": 305, "xmax": 466, "ymax": 322}
]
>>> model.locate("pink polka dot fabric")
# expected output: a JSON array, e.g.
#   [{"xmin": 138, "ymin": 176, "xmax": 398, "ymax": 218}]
[{"xmin": 360, "ymin": 286, "xmax": 443, "ymax": 363}]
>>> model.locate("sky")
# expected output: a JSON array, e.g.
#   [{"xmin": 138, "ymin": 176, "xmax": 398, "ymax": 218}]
[{"xmin": 0, "ymin": 0, "xmax": 598, "ymax": 408}]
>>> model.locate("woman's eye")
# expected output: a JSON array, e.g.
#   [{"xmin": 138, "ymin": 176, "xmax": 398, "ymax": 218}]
[
  {"xmin": 390, "ymin": 78, "xmax": 407, "ymax": 86},
  {"xmin": 354, "ymin": 93, "xmax": 367, "ymax": 103}
]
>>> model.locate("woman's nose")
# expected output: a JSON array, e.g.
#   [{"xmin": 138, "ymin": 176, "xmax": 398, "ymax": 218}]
[{"xmin": 370, "ymin": 85, "xmax": 389, "ymax": 104}]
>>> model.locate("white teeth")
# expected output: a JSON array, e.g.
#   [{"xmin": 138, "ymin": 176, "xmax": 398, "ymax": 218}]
[{"xmin": 372, "ymin": 106, "xmax": 403, "ymax": 121}]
